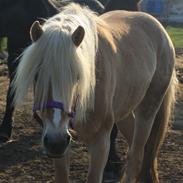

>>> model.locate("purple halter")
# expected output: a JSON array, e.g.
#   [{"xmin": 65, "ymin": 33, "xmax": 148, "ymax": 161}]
[{"xmin": 33, "ymin": 100, "xmax": 76, "ymax": 118}]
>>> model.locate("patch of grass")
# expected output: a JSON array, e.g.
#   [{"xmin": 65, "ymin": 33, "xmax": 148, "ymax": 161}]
[
  {"xmin": 166, "ymin": 26, "xmax": 183, "ymax": 48},
  {"xmin": 0, "ymin": 38, "xmax": 7, "ymax": 51}
]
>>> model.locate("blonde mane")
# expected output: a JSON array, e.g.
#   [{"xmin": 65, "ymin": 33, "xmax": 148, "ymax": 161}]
[{"xmin": 13, "ymin": 3, "xmax": 114, "ymax": 121}]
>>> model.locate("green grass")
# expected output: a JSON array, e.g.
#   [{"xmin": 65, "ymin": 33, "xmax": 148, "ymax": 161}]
[
  {"xmin": 0, "ymin": 38, "xmax": 7, "ymax": 51},
  {"xmin": 166, "ymin": 26, "xmax": 183, "ymax": 48}
]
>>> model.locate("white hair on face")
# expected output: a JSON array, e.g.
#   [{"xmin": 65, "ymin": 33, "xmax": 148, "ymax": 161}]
[{"xmin": 12, "ymin": 3, "xmax": 106, "ymax": 121}]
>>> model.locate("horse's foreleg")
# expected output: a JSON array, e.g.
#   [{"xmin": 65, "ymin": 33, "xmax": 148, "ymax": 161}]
[
  {"xmin": 0, "ymin": 57, "xmax": 20, "ymax": 142},
  {"xmin": 87, "ymin": 126, "xmax": 112, "ymax": 183},
  {"xmin": 0, "ymin": 72, "xmax": 15, "ymax": 142},
  {"xmin": 54, "ymin": 151, "xmax": 70, "ymax": 183}
]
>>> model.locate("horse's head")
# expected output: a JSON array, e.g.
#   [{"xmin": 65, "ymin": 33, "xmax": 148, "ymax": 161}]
[
  {"xmin": 30, "ymin": 21, "xmax": 85, "ymax": 158},
  {"xmin": 0, "ymin": 0, "xmax": 58, "ymax": 38},
  {"xmin": 13, "ymin": 5, "xmax": 97, "ymax": 158}
]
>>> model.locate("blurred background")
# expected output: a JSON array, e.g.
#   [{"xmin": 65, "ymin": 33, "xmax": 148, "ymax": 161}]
[{"xmin": 141, "ymin": 0, "xmax": 183, "ymax": 24}]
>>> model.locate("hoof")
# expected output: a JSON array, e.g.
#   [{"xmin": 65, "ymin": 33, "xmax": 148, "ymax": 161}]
[
  {"xmin": 0, "ymin": 123, "xmax": 12, "ymax": 143},
  {"xmin": 105, "ymin": 160, "xmax": 122, "ymax": 177},
  {"xmin": 103, "ymin": 162, "xmax": 122, "ymax": 183},
  {"xmin": 0, "ymin": 132, "xmax": 11, "ymax": 143},
  {"xmin": 103, "ymin": 171, "xmax": 120, "ymax": 183}
]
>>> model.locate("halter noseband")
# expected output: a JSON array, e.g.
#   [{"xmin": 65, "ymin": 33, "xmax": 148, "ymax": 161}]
[
  {"xmin": 33, "ymin": 99, "xmax": 78, "ymax": 127},
  {"xmin": 33, "ymin": 100, "xmax": 76, "ymax": 118}
]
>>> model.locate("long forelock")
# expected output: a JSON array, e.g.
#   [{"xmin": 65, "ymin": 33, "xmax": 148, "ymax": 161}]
[{"xmin": 13, "ymin": 3, "xmax": 101, "ymax": 121}]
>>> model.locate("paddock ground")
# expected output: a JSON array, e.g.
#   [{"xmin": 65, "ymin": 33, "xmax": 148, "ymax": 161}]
[{"xmin": 0, "ymin": 51, "xmax": 182, "ymax": 183}]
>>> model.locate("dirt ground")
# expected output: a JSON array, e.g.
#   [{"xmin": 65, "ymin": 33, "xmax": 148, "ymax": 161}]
[{"xmin": 0, "ymin": 52, "xmax": 183, "ymax": 183}]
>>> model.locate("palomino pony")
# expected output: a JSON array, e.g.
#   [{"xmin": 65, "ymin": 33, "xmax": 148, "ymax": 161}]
[
  {"xmin": 0, "ymin": 0, "xmax": 141, "ymax": 180},
  {"xmin": 13, "ymin": 4, "xmax": 176, "ymax": 183}
]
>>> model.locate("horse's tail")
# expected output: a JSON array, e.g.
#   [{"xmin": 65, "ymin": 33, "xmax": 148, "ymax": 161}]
[{"xmin": 139, "ymin": 70, "xmax": 178, "ymax": 183}]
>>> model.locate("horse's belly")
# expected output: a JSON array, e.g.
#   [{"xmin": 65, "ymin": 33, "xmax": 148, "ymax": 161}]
[
  {"xmin": 113, "ymin": 85, "xmax": 145, "ymax": 121},
  {"xmin": 112, "ymin": 60, "xmax": 156, "ymax": 122}
]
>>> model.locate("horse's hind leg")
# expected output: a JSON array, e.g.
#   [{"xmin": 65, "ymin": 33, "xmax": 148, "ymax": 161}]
[
  {"xmin": 121, "ymin": 80, "xmax": 171, "ymax": 183},
  {"xmin": 138, "ymin": 103, "xmax": 166, "ymax": 183},
  {"xmin": 138, "ymin": 73, "xmax": 176, "ymax": 183},
  {"xmin": 115, "ymin": 98, "xmax": 172, "ymax": 183}
]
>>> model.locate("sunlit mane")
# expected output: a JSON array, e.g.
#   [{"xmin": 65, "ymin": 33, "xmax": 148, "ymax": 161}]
[{"xmin": 13, "ymin": 3, "xmax": 113, "ymax": 121}]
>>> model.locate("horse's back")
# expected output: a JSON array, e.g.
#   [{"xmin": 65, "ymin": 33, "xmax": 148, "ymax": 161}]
[
  {"xmin": 100, "ymin": 10, "xmax": 173, "ymax": 51},
  {"xmin": 100, "ymin": 10, "xmax": 175, "ymax": 75},
  {"xmin": 98, "ymin": 10, "xmax": 175, "ymax": 119}
]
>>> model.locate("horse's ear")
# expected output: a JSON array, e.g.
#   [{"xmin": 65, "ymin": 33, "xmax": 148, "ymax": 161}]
[
  {"xmin": 72, "ymin": 26, "xmax": 85, "ymax": 47},
  {"xmin": 30, "ymin": 21, "xmax": 43, "ymax": 42}
]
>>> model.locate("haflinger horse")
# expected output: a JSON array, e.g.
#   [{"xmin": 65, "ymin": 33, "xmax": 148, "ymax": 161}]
[{"xmin": 12, "ymin": 3, "xmax": 176, "ymax": 183}]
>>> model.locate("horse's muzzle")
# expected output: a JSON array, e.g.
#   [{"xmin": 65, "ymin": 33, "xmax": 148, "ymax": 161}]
[{"xmin": 43, "ymin": 133, "xmax": 70, "ymax": 158}]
